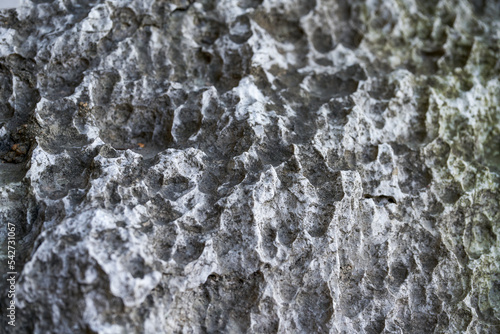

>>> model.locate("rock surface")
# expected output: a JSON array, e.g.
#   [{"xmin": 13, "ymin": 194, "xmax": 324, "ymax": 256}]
[{"xmin": 1, "ymin": 0, "xmax": 500, "ymax": 333}]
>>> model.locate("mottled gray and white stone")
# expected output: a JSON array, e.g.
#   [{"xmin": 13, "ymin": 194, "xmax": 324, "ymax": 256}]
[{"xmin": 0, "ymin": 0, "xmax": 499, "ymax": 333}]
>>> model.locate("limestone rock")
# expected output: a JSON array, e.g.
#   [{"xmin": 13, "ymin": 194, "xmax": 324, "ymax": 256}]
[{"xmin": 1, "ymin": 0, "xmax": 499, "ymax": 333}]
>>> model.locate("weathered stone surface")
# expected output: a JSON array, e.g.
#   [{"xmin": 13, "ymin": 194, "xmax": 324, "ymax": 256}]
[{"xmin": 0, "ymin": 0, "xmax": 499, "ymax": 333}]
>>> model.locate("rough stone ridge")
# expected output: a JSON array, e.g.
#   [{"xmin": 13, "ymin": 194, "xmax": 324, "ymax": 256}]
[{"xmin": 0, "ymin": 0, "xmax": 499, "ymax": 333}]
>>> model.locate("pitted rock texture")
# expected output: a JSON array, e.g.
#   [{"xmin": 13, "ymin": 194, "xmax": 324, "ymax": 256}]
[{"xmin": 1, "ymin": 0, "xmax": 500, "ymax": 333}]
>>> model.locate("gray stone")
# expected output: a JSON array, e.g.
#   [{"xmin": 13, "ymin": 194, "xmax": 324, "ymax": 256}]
[{"xmin": 0, "ymin": 0, "xmax": 499, "ymax": 333}]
